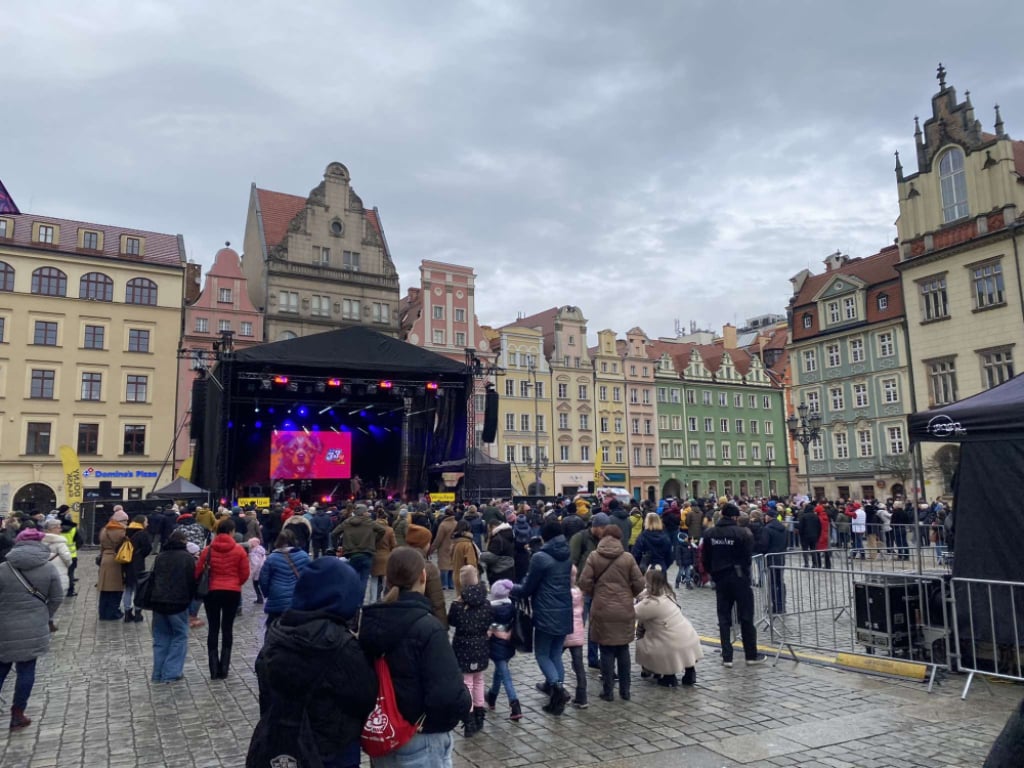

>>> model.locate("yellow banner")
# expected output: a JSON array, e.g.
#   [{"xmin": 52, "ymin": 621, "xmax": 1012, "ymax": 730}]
[
  {"xmin": 58, "ymin": 445, "xmax": 83, "ymax": 524},
  {"xmin": 430, "ymin": 492, "xmax": 456, "ymax": 503},
  {"xmin": 593, "ymin": 441, "xmax": 602, "ymax": 483},
  {"xmin": 238, "ymin": 497, "xmax": 271, "ymax": 508},
  {"xmin": 177, "ymin": 456, "xmax": 194, "ymax": 482}
]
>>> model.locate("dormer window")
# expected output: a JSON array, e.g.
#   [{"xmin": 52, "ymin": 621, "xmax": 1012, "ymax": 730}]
[
  {"xmin": 38, "ymin": 225, "xmax": 55, "ymax": 244},
  {"xmin": 123, "ymin": 236, "xmax": 142, "ymax": 256},
  {"xmin": 843, "ymin": 296, "xmax": 856, "ymax": 320},
  {"xmin": 802, "ymin": 313, "xmax": 812, "ymax": 329},
  {"xmin": 939, "ymin": 148, "xmax": 968, "ymax": 223},
  {"xmin": 0, "ymin": 218, "xmax": 10, "ymax": 238},
  {"xmin": 877, "ymin": 294, "xmax": 888, "ymax": 311},
  {"xmin": 218, "ymin": 288, "xmax": 232, "ymax": 303},
  {"xmin": 827, "ymin": 301, "xmax": 840, "ymax": 324}
]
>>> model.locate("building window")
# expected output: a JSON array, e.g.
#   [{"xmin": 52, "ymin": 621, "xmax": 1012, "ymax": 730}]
[
  {"xmin": 733, "ymin": 393, "xmax": 743, "ymax": 408},
  {"xmin": 31, "ymin": 267, "xmax": 67, "ymax": 296},
  {"xmin": 128, "ymin": 329, "xmax": 150, "ymax": 352},
  {"xmin": 599, "ymin": 385, "xmax": 608, "ymax": 401},
  {"xmin": 705, "ymin": 442, "xmax": 716, "ymax": 460},
  {"xmin": 578, "ymin": 385, "xmax": 588, "ymax": 400},
  {"xmin": 645, "ymin": 447, "xmax": 653, "ymax": 465},
  {"xmin": 853, "ymin": 382, "xmax": 869, "ymax": 408},
  {"xmin": 520, "ymin": 414, "xmax": 530, "ymax": 432},
  {"xmin": 343, "ymin": 251, "xmax": 361, "ymax": 271},
  {"xmin": 802, "ymin": 313, "xmax": 812, "ymax": 329},
  {"xmin": 124, "ymin": 237, "xmax": 141, "ymax": 256},
  {"xmin": 658, "ymin": 415, "xmax": 669, "ymax": 430},
  {"xmin": 704, "ymin": 417, "xmax": 714, "ymax": 432},
  {"xmin": 81, "ymin": 372, "xmax": 102, "ymax": 401},
  {"xmin": 671, "ymin": 388, "xmax": 681, "ymax": 403},
  {"xmin": 313, "ymin": 246, "xmax": 330, "ymax": 266},
  {"xmin": 802, "ymin": 349, "xmax": 817, "ymax": 373},
  {"xmin": 80, "ymin": 272, "xmax": 113, "ymax": 302},
  {"xmin": 77, "ymin": 423, "xmax": 99, "ymax": 455},
  {"xmin": 882, "ymin": 378, "xmax": 899, "ymax": 403},
  {"xmin": 939, "ymin": 148, "xmax": 969, "ymax": 223},
  {"xmin": 878, "ymin": 331, "xmax": 894, "ymax": 357},
  {"xmin": 580, "ymin": 445, "xmax": 590, "ymax": 461},
  {"xmin": 750, "ymin": 420, "xmax": 759, "ymax": 434},
  {"xmin": 687, "ymin": 416, "xmax": 697, "ymax": 431},
  {"xmin": 642, "ymin": 389, "xmax": 651, "ymax": 405},
  {"xmin": 454, "ymin": 308, "xmax": 466, "ymax": 323},
  {"xmin": 849, "ymin": 338, "xmax": 865, "ymax": 363},
  {"xmin": 26, "ymin": 422, "xmax": 52, "ymax": 455},
  {"xmin": 600, "ymin": 445, "xmax": 610, "ymax": 464},
  {"xmin": 920, "ymin": 276, "xmax": 948, "ymax": 321},
  {"xmin": 432, "ymin": 329, "xmax": 445, "ymax": 345},
  {"xmin": 766, "ymin": 444, "xmax": 775, "ymax": 461},
  {"xmin": 810, "ymin": 435, "xmax": 824, "ymax": 461},
  {"xmin": 125, "ymin": 277, "xmax": 157, "ymax": 305},
  {"xmin": 195, "ymin": 317, "xmax": 209, "ymax": 333},
  {"xmin": 240, "ymin": 321, "xmax": 253, "ymax": 337},
  {"xmin": 517, "ymin": 380, "xmax": 528, "ymax": 398},
  {"xmin": 126, "ymin": 374, "xmax": 148, "ymax": 402},
  {"xmin": 615, "ymin": 446, "xmax": 624, "ymax": 463},
  {"xmin": 579, "ymin": 414, "xmax": 589, "ymax": 431},
  {"xmin": 0, "ymin": 317, "xmax": 4, "ymax": 341},
  {"xmin": 857, "ymin": 429, "xmax": 873, "ymax": 458},
  {"xmin": 0, "ymin": 261, "xmax": 13, "ymax": 291},
  {"xmin": 38, "ymin": 225, "xmax": 55, "ymax": 244},
  {"xmin": 830, "ymin": 386, "xmax": 845, "ymax": 411},
  {"xmin": 980, "ymin": 348, "xmax": 1014, "ymax": 389},
  {"xmin": 660, "ymin": 442, "xmax": 670, "ymax": 460},
  {"xmin": 702, "ymin": 390, "xmax": 712, "ymax": 405},
  {"xmin": 30, "ymin": 369, "xmax": 56, "ymax": 399},
  {"xmin": 0, "ymin": 219, "xmax": 8, "ymax": 238},
  {"xmin": 735, "ymin": 418, "xmax": 744, "ymax": 434},
  {"xmin": 751, "ymin": 443, "xmax": 762, "ymax": 460},
  {"xmin": 887, "ymin": 426, "xmax": 905, "ymax": 455},
  {"xmin": 973, "ymin": 261, "xmax": 1005, "ymax": 309},
  {"xmin": 834, "ymin": 431, "xmax": 849, "ymax": 460},
  {"xmin": 629, "ymin": 387, "xmax": 638, "ymax": 404},
  {"xmin": 805, "ymin": 391, "xmax": 820, "ymax": 414},
  {"xmin": 537, "ymin": 415, "xmax": 545, "ymax": 432},
  {"xmin": 877, "ymin": 294, "xmax": 889, "ymax": 311},
  {"xmin": 844, "ymin": 296, "xmax": 857, "ymax": 320},
  {"xmin": 737, "ymin": 443, "xmax": 747, "ymax": 460},
  {"xmin": 826, "ymin": 344, "xmax": 841, "ymax": 368},
  {"xmin": 33, "ymin": 321, "xmax": 58, "ymax": 346},
  {"xmin": 599, "ymin": 417, "xmax": 609, "ymax": 433},
  {"xmin": 217, "ymin": 287, "xmax": 232, "ymax": 303},
  {"xmin": 748, "ymin": 394, "xmax": 757, "ymax": 408},
  {"xmin": 311, "ymin": 295, "xmax": 331, "ymax": 317},
  {"xmin": 765, "ymin": 420, "xmax": 774, "ymax": 435},
  {"xmin": 341, "ymin": 298, "xmax": 360, "ymax": 319},
  {"xmin": 455, "ymin": 331, "xmax": 466, "ymax": 347},
  {"xmin": 432, "ymin": 305, "xmax": 444, "ymax": 320},
  {"xmin": 656, "ymin": 386, "xmax": 666, "ymax": 403},
  {"xmin": 505, "ymin": 379, "xmax": 515, "ymax": 397},
  {"xmin": 557, "ymin": 383, "xmax": 568, "ymax": 399},
  {"xmin": 631, "ymin": 418, "xmax": 640, "ymax": 435},
  {"xmin": 504, "ymin": 413, "xmax": 515, "ymax": 431},
  {"xmin": 123, "ymin": 425, "xmax": 146, "ymax": 456},
  {"xmin": 558, "ymin": 413, "xmax": 569, "ymax": 430},
  {"xmin": 278, "ymin": 291, "xmax": 299, "ymax": 314},
  {"xmin": 763, "ymin": 395, "xmax": 771, "ymax": 409},
  {"xmin": 609, "ymin": 417, "xmax": 619, "ymax": 433},
  {"xmin": 828, "ymin": 301, "xmax": 840, "ymax": 324},
  {"xmin": 689, "ymin": 442, "xmax": 700, "ymax": 459},
  {"xmin": 505, "ymin": 445, "xmax": 516, "ymax": 462},
  {"xmin": 612, "ymin": 387, "xmax": 621, "ymax": 402},
  {"xmin": 672, "ymin": 415, "xmax": 682, "ymax": 430},
  {"xmin": 718, "ymin": 392, "xmax": 728, "ymax": 407},
  {"xmin": 928, "ymin": 358, "xmax": 958, "ymax": 406}
]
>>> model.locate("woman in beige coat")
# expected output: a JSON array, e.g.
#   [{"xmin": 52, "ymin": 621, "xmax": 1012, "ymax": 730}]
[
  {"xmin": 430, "ymin": 510, "xmax": 458, "ymax": 590},
  {"xmin": 370, "ymin": 513, "xmax": 396, "ymax": 601},
  {"xmin": 635, "ymin": 566, "xmax": 703, "ymax": 687},
  {"xmin": 579, "ymin": 526, "xmax": 643, "ymax": 702},
  {"xmin": 449, "ymin": 521, "xmax": 479, "ymax": 598},
  {"xmin": 97, "ymin": 508, "xmax": 129, "ymax": 620}
]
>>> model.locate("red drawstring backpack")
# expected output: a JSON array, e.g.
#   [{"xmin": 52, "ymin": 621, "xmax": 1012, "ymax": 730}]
[{"xmin": 360, "ymin": 655, "xmax": 424, "ymax": 757}]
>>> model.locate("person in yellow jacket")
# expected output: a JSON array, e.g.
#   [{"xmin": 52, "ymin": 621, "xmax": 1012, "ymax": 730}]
[
  {"xmin": 628, "ymin": 507, "xmax": 644, "ymax": 547},
  {"xmin": 195, "ymin": 504, "xmax": 216, "ymax": 533},
  {"xmin": 58, "ymin": 506, "xmax": 83, "ymax": 597}
]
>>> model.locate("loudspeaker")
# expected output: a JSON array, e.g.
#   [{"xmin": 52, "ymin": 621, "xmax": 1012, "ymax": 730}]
[
  {"xmin": 587, "ymin": 481, "xmax": 595, "ymax": 493},
  {"xmin": 482, "ymin": 388, "xmax": 499, "ymax": 443},
  {"xmin": 190, "ymin": 378, "xmax": 208, "ymax": 439}
]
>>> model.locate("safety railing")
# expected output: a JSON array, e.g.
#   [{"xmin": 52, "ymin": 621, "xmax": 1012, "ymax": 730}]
[{"xmin": 952, "ymin": 577, "xmax": 1024, "ymax": 699}]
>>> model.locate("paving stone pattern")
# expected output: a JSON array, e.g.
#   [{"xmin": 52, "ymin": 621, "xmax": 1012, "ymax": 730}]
[{"xmin": 0, "ymin": 555, "xmax": 1016, "ymax": 768}]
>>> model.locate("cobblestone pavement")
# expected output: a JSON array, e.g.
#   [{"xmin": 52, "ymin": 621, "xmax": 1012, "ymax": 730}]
[{"xmin": 0, "ymin": 555, "xmax": 1017, "ymax": 768}]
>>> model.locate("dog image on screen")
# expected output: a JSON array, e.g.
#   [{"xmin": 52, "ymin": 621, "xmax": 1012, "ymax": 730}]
[{"xmin": 270, "ymin": 431, "xmax": 325, "ymax": 479}]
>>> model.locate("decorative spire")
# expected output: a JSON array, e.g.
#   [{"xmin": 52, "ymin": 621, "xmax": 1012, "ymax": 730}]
[
  {"xmin": 964, "ymin": 89, "xmax": 972, "ymax": 107},
  {"xmin": 995, "ymin": 104, "xmax": 1005, "ymax": 137},
  {"xmin": 914, "ymin": 115, "xmax": 923, "ymax": 145},
  {"xmin": 937, "ymin": 62, "xmax": 947, "ymax": 89},
  {"xmin": 894, "ymin": 150, "xmax": 903, "ymax": 180}
]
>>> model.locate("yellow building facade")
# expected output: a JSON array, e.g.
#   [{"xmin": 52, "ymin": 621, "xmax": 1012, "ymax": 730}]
[
  {"xmin": 592, "ymin": 329, "xmax": 629, "ymax": 490},
  {"xmin": 0, "ymin": 213, "xmax": 185, "ymax": 515}
]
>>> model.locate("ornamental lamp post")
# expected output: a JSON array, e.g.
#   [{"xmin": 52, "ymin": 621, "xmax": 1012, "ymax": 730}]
[{"xmin": 786, "ymin": 402, "xmax": 822, "ymax": 500}]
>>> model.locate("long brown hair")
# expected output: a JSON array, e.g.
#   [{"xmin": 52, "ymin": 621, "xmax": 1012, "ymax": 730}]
[
  {"xmin": 645, "ymin": 565, "xmax": 676, "ymax": 602},
  {"xmin": 383, "ymin": 546, "xmax": 425, "ymax": 603}
]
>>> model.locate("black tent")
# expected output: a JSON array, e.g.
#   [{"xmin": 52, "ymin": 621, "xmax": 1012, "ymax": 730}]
[
  {"xmin": 429, "ymin": 448, "xmax": 513, "ymax": 502},
  {"xmin": 909, "ymin": 373, "xmax": 1024, "ymax": 645},
  {"xmin": 150, "ymin": 477, "xmax": 210, "ymax": 500},
  {"xmin": 193, "ymin": 327, "xmax": 469, "ymax": 501}
]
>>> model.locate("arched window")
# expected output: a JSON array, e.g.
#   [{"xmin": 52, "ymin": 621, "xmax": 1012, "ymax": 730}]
[
  {"xmin": 0, "ymin": 261, "xmax": 13, "ymax": 292},
  {"xmin": 125, "ymin": 277, "xmax": 157, "ymax": 305},
  {"xmin": 277, "ymin": 331, "xmax": 297, "ymax": 341},
  {"xmin": 939, "ymin": 148, "xmax": 968, "ymax": 223},
  {"xmin": 31, "ymin": 267, "xmax": 67, "ymax": 296},
  {"xmin": 80, "ymin": 272, "xmax": 114, "ymax": 302}
]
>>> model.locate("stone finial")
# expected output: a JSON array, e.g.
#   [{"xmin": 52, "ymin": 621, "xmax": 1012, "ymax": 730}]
[
  {"xmin": 894, "ymin": 150, "xmax": 903, "ymax": 180},
  {"xmin": 914, "ymin": 115, "xmax": 922, "ymax": 141},
  {"xmin": 937, "ymin": 62, "xmax": 947, "ymax": 89},
  {"xmin": 995, "ymin": 104, "xmax": 1005, "ymax": 137}
]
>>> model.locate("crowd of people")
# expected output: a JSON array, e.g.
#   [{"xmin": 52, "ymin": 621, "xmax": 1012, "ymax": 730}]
[{"xmin": 0, "ymin": 489, "xmax": 954, "ymax": 766}]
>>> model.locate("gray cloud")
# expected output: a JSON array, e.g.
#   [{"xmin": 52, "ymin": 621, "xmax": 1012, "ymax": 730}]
[{"xmin": 4, "ymin": 0, "xmax": 1023, "ymax": 341}]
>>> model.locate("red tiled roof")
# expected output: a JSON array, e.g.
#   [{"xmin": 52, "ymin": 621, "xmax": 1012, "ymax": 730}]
[
  {"xmin": 1, "ymin": 212, "xmax": 183, "ymax": 268},
  {"xmin": 255, "ymin": 188, "xmax": 307, "ymax": 249}
]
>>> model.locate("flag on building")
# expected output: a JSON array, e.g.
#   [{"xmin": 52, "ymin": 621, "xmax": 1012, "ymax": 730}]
[{"xmin": 0, "ymin": 178, "xmax": 20, "ymax": 214}]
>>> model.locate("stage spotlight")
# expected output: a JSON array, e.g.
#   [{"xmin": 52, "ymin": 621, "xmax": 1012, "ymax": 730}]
[
  {"xmin": 254, "ymin": 405, "xmax": 260, "ymax": 413},
  {"xmin": 273, "ymin": 375, "xmax": 288, "ymax": 385},
  {"xmin": 379, "ymin": 380, "xmax": 393, "ymax": 389},
  {"xmin": 426, "ymin": 381, "xmax": 439, "ymax": 391},
  {"xmin": 348, "ymin": 407, "xmax": 361, "ymax": 415},
  {"xmin": 254, "ymin": 420, "xmax": 262, "ymax": 429},
  {"xmin": 267, "ymin": 407, "xmax": 275, "ymax": 414},
  {"xmin": 227, "ymin": 420, "xmax": 234, "ymax": 429},
  {"xmin": 297, "ymin": 406, "xmax": 309, "ymax": 417},
  {"xmin": 311, "ymin": 424, "xmax": 320, "ymax": 431},
  {"xmin": 327, "ymin": 378, "xmax": 342, "ymax": 387},
  {"xmin": 283, "ymin": 420, "xmax": 296, "ymax": 430}
]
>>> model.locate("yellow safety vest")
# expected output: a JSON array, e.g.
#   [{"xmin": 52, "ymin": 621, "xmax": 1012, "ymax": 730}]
[{"xmin": 62, "ymin": 527, "xmax": 78, "ymax": 558}]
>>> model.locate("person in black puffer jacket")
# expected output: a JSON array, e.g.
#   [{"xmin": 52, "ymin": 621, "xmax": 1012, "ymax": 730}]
[
  {"xmin": 448, "ymin": 568, "xmax": 493, "ymax": 738},
  {"xmin": 631, "ymin": 513, "xmax": 674, "ymax": 572},
  {"xmin": 357, "ymin": 547, "xmax": 470, "ymax": 768},
  {"xmin": 482, "ymin": 522, "xmax": 516, "ymax": 584},
  {"xmin": 247, "ymin": 557, "xmax": 376, "ymax": 768},
  {"xmin": 148, "ymin": 530, "xmax": 197, "ymax": 682},
  {"xmin": 123, "ymin": 516, "xmax": 153, "ymax": 623}
]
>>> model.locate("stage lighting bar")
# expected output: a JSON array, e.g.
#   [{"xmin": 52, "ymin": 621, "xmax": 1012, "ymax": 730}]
[
  {"xmin": 426, "ymin": 381, "xmax": 439, "ymax": 391},
  {"xmin": 273, "ymin": 375, "xmax": 289, "ymax": 385},
  {"xmin": 327, "ymin": 378, "xmax": 343, "ymax": 387},
  {"xmin": 379, "ymin": 380, "xmax": 393, "ymax": 389}
]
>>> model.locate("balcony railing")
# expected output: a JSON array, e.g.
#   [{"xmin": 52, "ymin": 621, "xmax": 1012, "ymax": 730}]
[{"xmin": 268, "ymin": 259, "xmax": 400, "ymax": 290}]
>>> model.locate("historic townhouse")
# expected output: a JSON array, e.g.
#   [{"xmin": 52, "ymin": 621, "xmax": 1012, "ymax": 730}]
[
  {"xmin": 621, "ymin": 328, "xmax": 659, "ymax": 503},
  {"xmin": 591, "ymin": 329, "xmax": 630, "ymax": 491},
  {"xmin": 0, "ymin": 212, "xmax": 185, "ymax": 512},
  {"xmin": 894, "ymin": 68, "xmax": 1024, "ymax": 496},
  {"xmin": 788, "ymin": 247, "xmax": 913, "ymax": 501},
  {"xmin": 653, "ymin": 350, "xmax": 688, "ymax": 499},
  {"xmin": 242, "ymin": 162, "xmax": 400, "ymax": 341}
]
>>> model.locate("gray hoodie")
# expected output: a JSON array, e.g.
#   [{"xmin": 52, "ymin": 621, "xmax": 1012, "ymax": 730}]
[{"xmin": 0, "ymin": 541, "xmax": 64, "ymax": 662}]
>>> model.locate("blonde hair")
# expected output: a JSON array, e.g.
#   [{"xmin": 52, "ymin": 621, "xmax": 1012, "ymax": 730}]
[
  {"xmin": 459, "ymin": 564, "xmax": 479, "ymax": 587},
  {"xmin": 644, "ymin": 512, "xmax": 663, "ymax": 531}
]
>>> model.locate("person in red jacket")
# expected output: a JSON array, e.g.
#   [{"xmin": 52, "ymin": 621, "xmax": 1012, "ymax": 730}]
[
  {"xmin": 815, "ymin": 505, "xmax": 832, "ymax": 570},
  {"xmin": 196, "ymin": 518, "xmax": 250, "ymax": 679}
]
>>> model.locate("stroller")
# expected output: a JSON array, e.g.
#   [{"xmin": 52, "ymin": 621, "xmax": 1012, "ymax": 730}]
[{"xmin": 674, "ymin": 532, "xmax": 700, "ymax": 589}]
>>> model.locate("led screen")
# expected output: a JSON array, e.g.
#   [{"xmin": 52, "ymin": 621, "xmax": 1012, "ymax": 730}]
[{"xmin": 270, "ymin": 431, "xmax": 352, "ymax": 479}]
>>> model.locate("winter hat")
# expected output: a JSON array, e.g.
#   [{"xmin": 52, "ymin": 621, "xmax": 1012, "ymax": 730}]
[
  {"xmin": 248, "ymin": 538, "xmax": 262, "ymax": 550},
  {"xmin": 459, "ymin": 564, "xmax": 479, "ymax": 587},
  {"xmin": 186, "ymin": 542, "xmax": 200, "ymax": 556},
  {"xmin": 111, "ymin": 509, "xmax": 129, "ymax": 523},
  {"xmin": 15, "ymin": 528, "xmax": 45, "ymax": 542},
  {"xmin": 489, "ymin": 579, "xmax": 514, "ymax": 601},
  {"xmin": 721, "ymin": 503, "xmax": 741, "ymax": 518},
  {"xmin": 541, "ymin": 520, "xmax": 562, "ymax": 542},
  {"xmin": 291, "ymin": 558, "xmax": 362, "ymax": 620},
  {"xmin": 404, "ymin": 524, "xmax": 432, "ymax": 551},
  {"xmin": 590, "ymin": 512, "xmax": 611, "ymax": 527}
]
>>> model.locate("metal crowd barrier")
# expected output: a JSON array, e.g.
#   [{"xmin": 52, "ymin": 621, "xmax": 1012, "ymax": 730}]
[{"xmin": 953, "ymin": 577, "xmax": 1024, "ymax": 700}]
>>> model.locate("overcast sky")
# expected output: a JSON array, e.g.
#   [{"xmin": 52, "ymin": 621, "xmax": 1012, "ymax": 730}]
[{"xmin": 4, "ymin": 1, "xmax": 1023, "ymax": 341}]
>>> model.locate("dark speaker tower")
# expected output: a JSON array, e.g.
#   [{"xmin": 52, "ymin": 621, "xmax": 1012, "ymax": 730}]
[
  {"xmin": 482, "ymin": 388, "xmax": 499, "ymax": 443},
  {"xmin": 190, "ymin": 378, "xmax": 208, "ymax": 440}
]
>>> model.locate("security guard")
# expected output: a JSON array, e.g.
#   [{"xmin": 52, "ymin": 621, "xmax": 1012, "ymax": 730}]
[
  {"xmin": 59, "ymin": 505, "xmax": 84, "ymax": 597},
  {"xmin": 701, "ymin": 502, "xmax": 765, "ymax": 667}
]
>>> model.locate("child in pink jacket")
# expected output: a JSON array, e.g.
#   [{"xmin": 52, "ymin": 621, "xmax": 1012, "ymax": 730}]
[{"xmin": 563, "ymin": 565, "xmax": 588, "ymax": 708}]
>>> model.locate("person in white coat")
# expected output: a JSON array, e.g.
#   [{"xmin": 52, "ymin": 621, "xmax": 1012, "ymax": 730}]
[
  {"xmin": 41, "ymin": 520, "xmax": 73, "ymax": 595},
  {"xmin": 634, "ymin": 566, "xmax": 703, "ymax": 687}
]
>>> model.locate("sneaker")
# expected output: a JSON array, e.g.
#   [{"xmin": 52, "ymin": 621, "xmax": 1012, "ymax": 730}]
[
  {"xmin": 573, "ymin": 700, "xmax": 589, "ymax": 709},
  {"xmin": 746, "ymin": 655, "xmax": 768, "ymax": 666},
  {"xmin": 722, "ymin": 660, "xmax": 733, "ymax": 668}
]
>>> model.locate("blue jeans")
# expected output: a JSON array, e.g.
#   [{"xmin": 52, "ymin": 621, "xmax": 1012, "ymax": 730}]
[
  {"xmin": 851, "ymin": 532, "xmax": 865, "ymax": 558},
  {"xmin": 489, "ymin": 659, "xmax": 518, "ymax": 702},
  {"xmin": 0, "ymin": 658, "xmax": 37, "ymax": 710},
  {"xmin": 348, "ymin": 554, "xmax": 372, "ymax": 605},
  {"xmin": 441, "ymin": 570, "xmax": 454, "ymax": 590},
  {"xmin": 369, "ymin": 731, "xmax": 453, "ymax": 768},
  {"xmin": 152, "ymin": 610, "xmax": 190, "ymax": 682},
  {"xmin": 534, "ymin": 629, "xmax": 566, "ymax": 686},
  {"xmin": 122, "ymin": 584, "xmax": 136, "ymax": 612}
]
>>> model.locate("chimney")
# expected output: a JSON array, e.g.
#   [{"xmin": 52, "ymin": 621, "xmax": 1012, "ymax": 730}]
[
  {"xmin": 184, "ymin": 263, "xmax": 202, "ymax": 305},
  {"xmin": 722, "ymin": 323, "xmax": 737, "ymax": 349},
  {"xmin": 824, "ymin": 250, "xmax": 848, "ymax": 272},
  {"xmin": 790, "ymin": 268, "xmax": 810, "ymax": 295}
]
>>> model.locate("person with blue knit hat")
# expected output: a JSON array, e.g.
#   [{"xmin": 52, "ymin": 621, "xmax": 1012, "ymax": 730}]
[{"xmin": 248, "ymin": 558, "xmax": 377, "ymax": 768}]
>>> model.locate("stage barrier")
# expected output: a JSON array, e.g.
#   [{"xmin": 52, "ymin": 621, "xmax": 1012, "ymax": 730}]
[{"xmin": 953, "ymin": 577, "xmax": 1024, "ymax": 700}]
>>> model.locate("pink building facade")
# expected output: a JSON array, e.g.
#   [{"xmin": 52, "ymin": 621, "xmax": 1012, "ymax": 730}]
[{"xmin": 175, "ymin": 246, "xmax": 264, "ymax": 474}]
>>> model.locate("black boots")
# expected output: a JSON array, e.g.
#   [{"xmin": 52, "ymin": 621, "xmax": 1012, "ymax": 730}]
[
  {"xmin": 463, "ymin": 706, "xmax": 485, "ymax": 738},
  {"xmin": 681, "ymin": 667, "xmax": 696, "ymax": 686},
  {"xmin": 509, "ymin": 699, "xmax": 522, "ymax": 721},
  {"xmin": 10, "ymin": 707, "xmax": 31, "ymax": 731},
  {"xmin": 123, "ymin": 609, "xmax": 134, "ymax": 623},
  {"xmin": 208, "ymin": 650, "xmax": 220, "ymax": 680},
  {"xmin": 543, "ymin": 683, "xmax": 568, "ymax": 715}
]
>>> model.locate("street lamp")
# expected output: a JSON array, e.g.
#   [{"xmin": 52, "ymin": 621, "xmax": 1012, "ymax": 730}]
[
  {"xmin": 528, "ymin": 364, "xmax": 548, "ymax": 496},
  {"xmin": 765, "ymin": 455, "xmax": 774, "ymax": 498},
  {"xmin": 786, "ymin": 402, "xmax": 822, "ymax": 499}
]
